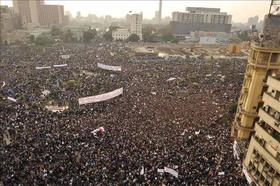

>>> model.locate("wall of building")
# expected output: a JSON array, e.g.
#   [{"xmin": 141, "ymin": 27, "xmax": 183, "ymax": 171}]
[
  {"xmin": 39, "ymin": 5, "xmax": 64, "ymax": 26},
  {"xmin": 127, "ymin": 13, "xmax": 143, "ymax": 40},
  {"xmin": 170, "ymin": 21, "xmax": 232, "ymax": 35},
  {"xmin": 243, "ymin": 74, "xmax": 280, "ymax": 186},
  {"xmin": 112, "ymin": 29, "xmax": 130, "ymax": 40}
]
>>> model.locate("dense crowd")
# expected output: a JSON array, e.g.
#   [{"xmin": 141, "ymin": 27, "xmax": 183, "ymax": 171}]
[{"xmin": 0, "ymin": 43, "xmax": 247, "ymax": 185}]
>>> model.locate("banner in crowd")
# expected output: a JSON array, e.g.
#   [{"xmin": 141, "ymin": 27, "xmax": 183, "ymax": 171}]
[
  {"xmin": 36, "ymin": 66, "xmax": 51, "ymax": 70},
  {"xmin": 61, "ymin": 55, "xmax": 70, "ymax": 59},
  {"xmin": 97, "ymin": 63, "xmax": 122, "ymax": 72},
  {"xmin": 233, "ymin": 140, "xmax": 240, "ymax": 160},
  {"xmin": 78, "ymin": 88, "xmax": 123, "ymax": 105},
  {"xmin": 53, "ymin": 64, "xmax": 68, "ymax": 68},
  {"xmin": 164, "ymin": 167, "xmax": 179, "ymax": 178},
  {"xmin": 7, "ymin": 97, "xmax": 17, "ymax": 103},
  {"xmin": 1, "ymin": 81, "xmax": 6, "ymax": 89}
]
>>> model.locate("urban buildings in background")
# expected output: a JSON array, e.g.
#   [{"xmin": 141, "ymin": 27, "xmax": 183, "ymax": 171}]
[
  {"xmin": 112, "ymin": 28, "xmax": 130, "ymax": 41},
  {"xmin": 158, "ymin": 0, "xmax": 162, "ymax": 23},
  {"xmin": 232, "ymin": 13, "xmax": 280, "ymax": 185},
  {"xmin": 127, "ymin": 12, "xmax": 143, "ymax": 40},
  {"xmin": 170, "ymin": 7, "xmax": 232, "ymax": 37},
  {"xmin": 0, "ymin": 5, "xmax": 21, "ymax": 34},
  {"xmin": 112, "ymin": 12, "xmax": 143, "ymax": 41},
  {"xmin": 13, "ymin": 0, "xmax": 68, "ymax": 29}
]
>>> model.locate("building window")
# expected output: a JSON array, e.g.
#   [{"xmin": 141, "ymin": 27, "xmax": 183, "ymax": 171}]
[{"xmin": 270, "ymin": 53, "xmax": 278, "ymax": 64}]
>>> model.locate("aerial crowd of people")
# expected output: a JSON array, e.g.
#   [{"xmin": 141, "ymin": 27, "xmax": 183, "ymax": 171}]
[{"xmin": 1, "ymin": 42, "xmax": 247, "ymax": 185}]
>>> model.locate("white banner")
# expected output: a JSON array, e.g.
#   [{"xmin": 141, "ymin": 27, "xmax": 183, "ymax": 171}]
[
  {"xmin": 7, "ymin": 97, "xmax": 17, "ymax": 103},
  {"xmin": 1, "ymin": 81, "xmax": 5, "ymax": 88},
  {"xmin": 78, "ymin": 88, "xmax": 123, "ymax": 105},
  {"xmin": 61, "ymin": 54, "xmax": 70, "ymax": 59},
  {"xmin": 36, "ymin": 66, "xmax": 51, "ymax": 70},
  {"xmin": 97, "ymin": 63, "xmax": 122, "ymax": 72},
  {"xmin": 243, "ymin": 168, "xmax": 252, "ymax": 184},
  {"xmin": 233, "ymin": 140, "xmax": 240, "ymax": 160},
  {"xmin": 164, "ymin": 167, "xmax": 179, "ymax": 178},
  {"xmin": 53, "ymin": 64, "xmax": 68, "ymax": 68}
]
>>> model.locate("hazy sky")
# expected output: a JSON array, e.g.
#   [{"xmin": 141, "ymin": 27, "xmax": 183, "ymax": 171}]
[{"xmin": 0, "ymin": 0, "xmax": 271, "ymax": 23}]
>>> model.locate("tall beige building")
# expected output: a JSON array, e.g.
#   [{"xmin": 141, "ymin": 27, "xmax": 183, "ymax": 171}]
[
  {"xmin": 243, "ymin": 74, "xmax": 280, "ymax": 185},
  {"xmin": 40, "ymin": 5, "xmax": 64, "ymax": 26},
  {"xmin": 12, "ymin": 0, "xmax": 67, "ymax": 28},
  {"xmin": 231, "ymin": 14, "xmax": 280, "ymax": 185},
  {"xmin": 13, "ymin": 0, "xmax": 43, "ymax": 27},
  {"xmin": 126, "ymin": 12, "xmax": 143, "ymax": 40}
]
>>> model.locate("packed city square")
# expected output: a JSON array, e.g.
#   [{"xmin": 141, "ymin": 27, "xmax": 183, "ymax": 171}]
[{"xmin": 1, "ymin": 43, "xmax": 248, "ymax": 185}]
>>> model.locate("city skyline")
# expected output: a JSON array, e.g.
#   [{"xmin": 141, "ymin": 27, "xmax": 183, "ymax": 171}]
[{"xmin": 0, "ymin": 0, "xmax": 271, "ymax": 23}]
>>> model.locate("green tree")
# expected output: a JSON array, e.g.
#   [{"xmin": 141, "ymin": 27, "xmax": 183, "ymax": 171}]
[
  {"xmin": 63, "ymin": 29, "xmax": 75, "ymax": 43},
  {"xmin": 103, "ymin": 26, "xmax": 119, "ymax": 41},
  {"xmin": 50, "ymin": 26, "xmax": 62, "ymax": 37},
  {"xmin": 83, "ymin": 28, "xmax": 97, "ymax": 43},
  {"xmin": 35, "ymin": 34, "xmax": 53, "ymax": 46},
  {"xmin": 143, "ymin": 27, "xmax": 159, "ymax": 42},
  {"xmin": 126, "ymin": 34, "xmax": 140, "ymax": 42},
  {"xmin": 158, "ymin": 24, "xmax": 178, "ymax": 43},
  {"xmin": 28, "ymin": 35, "xmax": 35, "ymax": 43},
  {"xmin": 237, "ymin": 31, "xmax": 250, "ymax": 41}
]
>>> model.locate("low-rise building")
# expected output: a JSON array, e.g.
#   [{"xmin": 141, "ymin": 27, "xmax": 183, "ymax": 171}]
[{"xmin": 112, "ymin": 28, "xmax": 130, "ymax": 41}]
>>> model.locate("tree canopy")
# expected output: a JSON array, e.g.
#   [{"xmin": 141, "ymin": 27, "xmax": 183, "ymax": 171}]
[
  {"xmin": 83, "ymin": 28, "xmax": 97, "ymax": 43},
  {"xmin": 35, "ymin": 34, "xmax": 53, "ymax": 46},
  {"xmin": 126, "ymin": 34, "xmax": 140, "ymax": 42}
]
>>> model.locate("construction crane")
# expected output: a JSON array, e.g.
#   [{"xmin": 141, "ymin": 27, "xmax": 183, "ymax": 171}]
[{"xmin": 269, "ymin": 0, "xmax": 280, "ymax": 15}]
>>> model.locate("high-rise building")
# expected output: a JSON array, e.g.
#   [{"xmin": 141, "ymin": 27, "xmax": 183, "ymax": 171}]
[
  {"xmin": 158, "ymin": 0, "xmax": 162, "ymax": 23},
  {"xmin": 12, "ymin": 0, "xmax": 67, "ymax": 28},
  {"xmin": 127, "ymin": 12, "xmax": 143, "ymax": 40},
  {"xmin": 243, "ymin": 74, "xmax": 280, "ymax": 185},
  {"xmin": 13, "ymin": 0, "xmax": 43, "ymax": 26},
  {"xmin": 170, "ymin": 7, "xmax": 232, "ymax": 36},
  {"xmin": 231, "ymin": 13, "xmax": 280, "ymax": 185},
  {"xmin": 39, "ymin": 5, "xmax": 65, "ymax": 26},
  {"xmin": 0, "ymin": 5, "xmax": 20, "ymax": 34}
]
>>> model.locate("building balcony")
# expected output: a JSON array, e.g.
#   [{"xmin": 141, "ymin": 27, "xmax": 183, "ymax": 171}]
[
  {"xmin": 255, "ymin": 123, "xmax": 280, "ymax": 154},
  {"xmin": 259, "ymin": 108, "xmax": 280, "ymax": 133},
  {"xmin": 267, "ymin": 76, "xmax": 280, "ymax": 92},
  {"xmin": 263, "ymin": 92, "xmax": 280, "ymax": 112},
  {"xmin": 248, "ymin": 56, "xmax": 280, "ymax": 70},
  {"xmin": 250, "ymin": 136, "xmax": 280, "ymax": 173}
]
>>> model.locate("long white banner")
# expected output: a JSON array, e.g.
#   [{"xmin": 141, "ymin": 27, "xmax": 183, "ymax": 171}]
[
  {"xmin": 78, "ymin": 88, "xmax": 123, "ymax": 105},
  {"xmin": 53, "ymin": 64, "xmax": 68, "ymax": 68},
  {"xmin": 36, "ymin": 66, "xmax": 51, "ymax": 70},
  {"xmin": 164, "ymin": 167, "xmax": 179, "ymax": 178},
  {"xmin": 97, "ymin": 63, "xmax": 122, "ymax": 72},
  {"xmin": 61, "ymin": 54, "xmax": 70, "ymax": 59},
  {"xmin": 1, "ymin": 81, "xmax": 5, "ymax": 89}
]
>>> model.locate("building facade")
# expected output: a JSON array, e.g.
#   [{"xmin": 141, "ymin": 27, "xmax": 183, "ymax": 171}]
[
  {"xmin": 1, "ymin": 6, "xmax": 16, "ymax": 33},
  {"xmin": 243, "ymin": 74, "xmax": 280, "ymax": 185},
  {"xmin": 0, "ymin": 5, "xmax": 22, "ymax": 44},
  {"xmin": 39, "ymin": 5, "xmax": 64, "ymax": 26},
  {"xmin": 231, "ymin": 44, "xmax": 280, "ymax": 139},
  {"xmin": 127, "ymin": 12, "xmax": 143, "ymax": 40},
  {"xmin": 231, "ymin": 14, "xmax": 280, "ymax": 185},
  {"xmin": 171, "ymin": 7, "xmax": 232, "ymax": 36},
  {"xmin": 112, "ymin": 28, "xmax": 130, "ymax": 41},
  {"xmin": 12, "ymin": 0, "xmax": 67, "ymax": 28}
]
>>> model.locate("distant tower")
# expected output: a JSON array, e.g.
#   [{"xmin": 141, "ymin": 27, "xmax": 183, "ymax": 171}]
[{"xmin": 158, "ymin": 0, "xmax": 162, "ymax": 23}]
